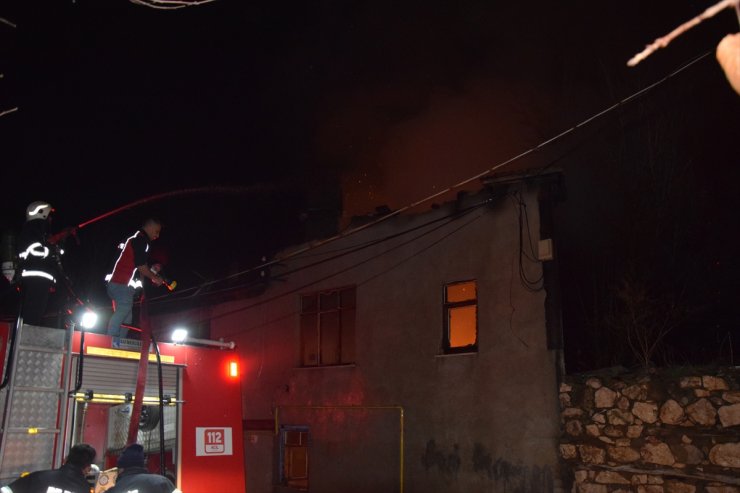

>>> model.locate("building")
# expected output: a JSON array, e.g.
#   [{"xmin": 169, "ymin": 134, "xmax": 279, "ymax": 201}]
[{"xmin": 154, "ymin": 170, "xmax": 566, "ymax": 493}]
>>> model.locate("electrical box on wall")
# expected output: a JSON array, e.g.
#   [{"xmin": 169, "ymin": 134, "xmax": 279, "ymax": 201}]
[{"xmin": 538, "ymin": 238, "xmax": 554, "ymax": 261}]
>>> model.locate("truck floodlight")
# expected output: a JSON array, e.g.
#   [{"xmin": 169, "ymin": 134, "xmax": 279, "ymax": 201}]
[
  {"xmin": 171, "ymin": 328, "xmax": 188, "ymax": 343},
  {"xmin": 171, "ymin": 327, "xmax": 235, "ymax": 349},
  {"xmin": 181, "ymin": 336, "xmax": 235, "ymax": 350},
  {"xmin": 80, "ymin": 310, "xmax": 98, "ymax": 329}
]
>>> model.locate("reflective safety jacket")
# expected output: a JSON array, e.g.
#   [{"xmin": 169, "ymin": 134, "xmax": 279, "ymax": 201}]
[
  {"xmin": 105, "ymin": 230, "xmax": 150, "ymax": 289},
  {"xmin": 16, "ymin": 218, "xmax": 57, "ymax": 284},
  {"xmin": 0, "ymin": 463, "xmax": 90, "ymax": 493}
]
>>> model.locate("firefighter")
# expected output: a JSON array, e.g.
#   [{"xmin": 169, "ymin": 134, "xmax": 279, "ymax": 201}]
[
  {"xmin": 107, "ymin": 444, "xmax": 180, "ymax": 493},
  {"xmin": 0, "ymin": 443, "xmax": 97, "ymax": 493},
  {"xmin": 104, "ymin": 218, "xmax": 164, "ymax": 345},
  {"xmin": 15, "ymin": 201, "xmax": 60, "ymax": 326}
]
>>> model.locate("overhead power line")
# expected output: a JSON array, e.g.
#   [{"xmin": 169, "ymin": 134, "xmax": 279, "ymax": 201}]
[{"xmin": 204, "ymin": 49, "xmax": 714, "ymax": 289}]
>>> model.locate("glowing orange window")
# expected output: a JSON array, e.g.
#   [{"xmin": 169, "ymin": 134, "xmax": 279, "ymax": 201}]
[{"xmin": 444, "ymin": 280, "xmax": 477, "ymax": 353}]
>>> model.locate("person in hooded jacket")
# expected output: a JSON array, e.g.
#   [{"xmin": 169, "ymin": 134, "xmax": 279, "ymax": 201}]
[{"xmin": 107, "ymin": 444, "xmax": 180, "ymax": 493}]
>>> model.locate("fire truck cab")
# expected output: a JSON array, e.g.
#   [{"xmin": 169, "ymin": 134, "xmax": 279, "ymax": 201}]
[{"xmin": 0, "ymin": 321, "xmax": 246, "ymax": 493}]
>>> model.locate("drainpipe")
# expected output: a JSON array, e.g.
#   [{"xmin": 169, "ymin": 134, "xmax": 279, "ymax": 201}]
[{"xmin": 274, "ymin": 405, "xmax": 405, "ymax": 493}]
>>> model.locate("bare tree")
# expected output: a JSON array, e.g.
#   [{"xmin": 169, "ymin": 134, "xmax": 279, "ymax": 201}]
[
  {"xmin": 605, "ymin": 271, "xmax": 684, "ymax": 370},
  {"xmin": 129, "ymin": 0, "xmax": 218, "ymax": 10}
]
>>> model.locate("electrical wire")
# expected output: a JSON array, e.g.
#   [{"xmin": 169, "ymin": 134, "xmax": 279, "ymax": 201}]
[
  {"xmin": 147, "ymin": 193, "xmax": 505, "ymax": 303},
  {"xmin": 78, "ymin": 49, "xmax": 714, "ymax": 323},
  {"xmin": 153, "ymin": 194, "xmax": 495, "ymax": 308},
  {"xmin": 510, "ymin": 190, "xmax": 545, "ymax": 292},
  {"xmin": 167, "ymin": 195, "xmax": 496, "ymax": 332},
  {"xmin": 214, "ymin": 200, "xmax": 492, "ymax": 339},
  {"xmin": 148, "ymin": 49, "xmax": 714, "ymax": 302},
  {"xmin": 49, "ymin": 48, "xmax": 711, "ymax": 324}
]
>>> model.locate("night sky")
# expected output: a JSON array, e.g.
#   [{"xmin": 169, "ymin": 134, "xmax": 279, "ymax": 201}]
[{"xmin": 1, "ymin": 0, "xmax": 739, "ymax": 371}]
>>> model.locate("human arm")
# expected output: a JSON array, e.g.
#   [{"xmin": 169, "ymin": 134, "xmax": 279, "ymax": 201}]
[
  {"xmin": 137, "ymin": 265, "xmax": 164, "ymax": 286},
  {"xmin": 131, "ymin": 233, "xmax": 163, "ymax": 286}
]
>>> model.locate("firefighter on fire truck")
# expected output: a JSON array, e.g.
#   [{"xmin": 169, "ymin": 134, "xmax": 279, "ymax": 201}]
[{"xmin": 15, "ymin": 201, "xmax": 62, "ymax": 326}]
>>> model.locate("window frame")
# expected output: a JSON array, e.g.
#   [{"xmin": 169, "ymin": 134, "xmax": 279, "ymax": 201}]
[
  {"xmin": 299, "ymin": 285, "xmax": 356, "ymax": 367},
  {"xmin": 442, "ymin": 279, "xmax": 478, "ymax": 354}
]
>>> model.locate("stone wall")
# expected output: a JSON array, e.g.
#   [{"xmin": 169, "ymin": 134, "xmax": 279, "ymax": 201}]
[{"xmin": 559, "ymin": 367, "xmax": 740, "ymax": 493}]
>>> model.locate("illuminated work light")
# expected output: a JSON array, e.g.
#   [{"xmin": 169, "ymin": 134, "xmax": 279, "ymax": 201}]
[
  {"xmin": 80, "ymin": 310, "xmax": 98, "ymax": 329},
  {"xmin": 171, "ymin": 328, "xmax": 188, "ymax": 343},
  {"xmin": 170, "ymin": 327, "xmax": 235, "ymax": 349}
]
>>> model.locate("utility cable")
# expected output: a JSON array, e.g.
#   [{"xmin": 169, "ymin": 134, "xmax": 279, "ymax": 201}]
[
  {"xmin": 180, "ymin": 197, "xmax": 492, "ymax": 328},
  {"xmin": 157, "ymin": 49, "xmax": 714, "ymax": 300},
  {"xmin": 213, "ymin": 202, "xmax": 491, "ymax": 338},
  {"xmin": 148, "ymin": 193, "xmax": 504, "ymax": 303},
  {"xmin": 80, "ymin": 50, "xmax": 713, "ymax": 315}
]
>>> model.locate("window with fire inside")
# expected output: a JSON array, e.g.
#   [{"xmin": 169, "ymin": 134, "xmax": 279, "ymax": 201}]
[{"xmin": 442, "ymin": 280, "xmax": 478, "ymax": 354}]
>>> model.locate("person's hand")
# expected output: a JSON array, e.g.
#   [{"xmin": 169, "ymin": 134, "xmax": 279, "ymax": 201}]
[
  {"xmin": 152, "ymin": 275, "xmax": 164, "ymax": 286},
  {"xmin": 717, "ymin": 32, "xmax": 740, "ymax": 96}
]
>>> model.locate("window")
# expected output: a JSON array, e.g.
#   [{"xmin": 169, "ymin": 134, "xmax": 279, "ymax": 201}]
[
  {"xmin": 280, "ymin": 426, "xmax": 309, "ymax": 490},
  {"xmin": 443, "ymin": 280, "xmax": 477, "ymax": 353},
  {"xmin": 300, "ymin": 286, "xmax": 356, "ymax": 366}
]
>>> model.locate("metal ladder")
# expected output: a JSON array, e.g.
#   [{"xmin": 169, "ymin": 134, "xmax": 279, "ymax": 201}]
[{"xmin": 0, "ymin": 322, "xmax": 74, "ymax": 485}]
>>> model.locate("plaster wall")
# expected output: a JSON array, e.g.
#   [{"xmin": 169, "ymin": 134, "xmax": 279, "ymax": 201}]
[{"xmin": 209, "ymin": 182, "xmax": 563, "ymax": 493}]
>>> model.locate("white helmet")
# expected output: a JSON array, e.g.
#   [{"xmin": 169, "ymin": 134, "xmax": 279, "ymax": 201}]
[{"xmin": 26, "ymin": 201, "xmax": 54, "ymax": 221}]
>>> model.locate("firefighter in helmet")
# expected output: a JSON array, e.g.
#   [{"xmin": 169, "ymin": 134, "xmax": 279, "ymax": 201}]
[{"xmin": 15, "ymin": 201, "xmax": 60, "ymax": 326}]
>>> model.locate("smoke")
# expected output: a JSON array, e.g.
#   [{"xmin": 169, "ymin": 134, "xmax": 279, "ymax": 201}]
[{"xmin": 315, "ymin": 76, "xmax": 557, "ymax": 222}]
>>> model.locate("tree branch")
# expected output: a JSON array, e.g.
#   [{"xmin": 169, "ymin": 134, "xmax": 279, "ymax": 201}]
[
  {"xmin": 627, "ymin": 0, "xmax": 739, "ymax": 67},
  {"xmin": 129, "ymin": 0, "xmax": 218, "ymax": 9},
  {"xmin": 0, "ymin": 107, "xmax": 18, "ymax": 118},
  {"xmin": 0, "ymin": 17, "xmax": 16, "ymax": 28}
]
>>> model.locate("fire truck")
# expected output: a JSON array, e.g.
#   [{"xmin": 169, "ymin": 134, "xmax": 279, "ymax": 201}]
[{"xmin": 0, "ymin": 317, "xmax": 246, "ymax": 492}]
